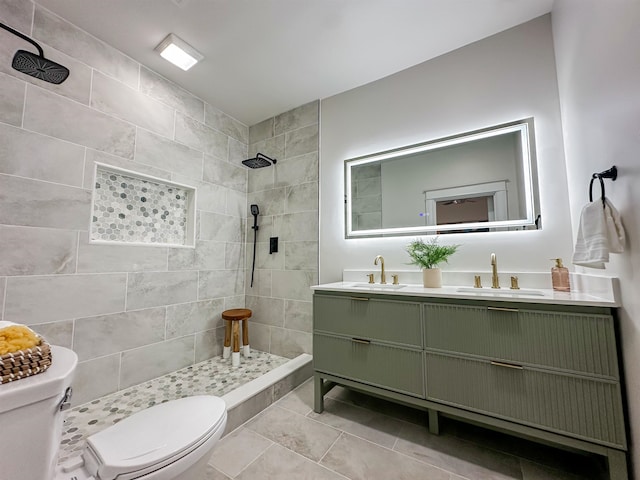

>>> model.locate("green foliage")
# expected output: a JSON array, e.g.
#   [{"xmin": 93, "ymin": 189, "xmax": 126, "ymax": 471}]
[{"xmin": 405, "ymin": 237, "xmax": 460, "ymax": 270}]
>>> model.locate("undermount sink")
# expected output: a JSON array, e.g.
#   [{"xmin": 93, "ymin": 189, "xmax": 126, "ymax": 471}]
[
  {"xmin": 456, "ymin": 287, "xmax": 546, "ymax": 296},
  {"xmin": 346, "ymin": 282, "xmax": 407, "ymax": 290}
]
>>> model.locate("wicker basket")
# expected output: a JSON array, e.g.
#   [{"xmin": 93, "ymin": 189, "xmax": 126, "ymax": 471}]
[{"xmin": 0, "ymin": 339, "xmax": 52, "ymax": 384}]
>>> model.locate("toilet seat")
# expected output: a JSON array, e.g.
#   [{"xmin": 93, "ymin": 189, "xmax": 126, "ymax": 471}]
[{"xmin": 81, "ymin": 395, "xmax": 226, "ymax": 480}]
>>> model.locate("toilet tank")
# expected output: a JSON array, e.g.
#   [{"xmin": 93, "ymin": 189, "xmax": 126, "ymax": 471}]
[{"xmin": 0, "ymin": 345, "xmax": 77, "ymax": 480}]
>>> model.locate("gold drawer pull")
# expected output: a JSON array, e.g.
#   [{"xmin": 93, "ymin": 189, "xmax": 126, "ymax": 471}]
[
  {"xmin": 487, "ymin": 306, "xmax": 519, "ymax": 313},
  {"xmin": 352, "ymin": 337, "xmax": 371, "ymax": 345},
  {"xmin": 490, "ymin": 360, "xmax": 523, "ymax": 370},
  {"xmin": 350, "ymin": 297, "xmax": 370, "ymax": 301}
]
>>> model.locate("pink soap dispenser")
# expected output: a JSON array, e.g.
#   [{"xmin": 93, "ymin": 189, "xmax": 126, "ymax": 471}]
[{"xmin": 551, "ymin": 258, "xmax": 570, "ymax": 292}]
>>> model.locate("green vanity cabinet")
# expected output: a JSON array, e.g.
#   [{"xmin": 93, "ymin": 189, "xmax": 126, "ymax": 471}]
[
  {"xmin": 313, "ymin": 290, "xmax": 628, "ymax": 480},
  {"xmin": 313, "ymin": 294, "xmax": 424, "ymax": 397}
]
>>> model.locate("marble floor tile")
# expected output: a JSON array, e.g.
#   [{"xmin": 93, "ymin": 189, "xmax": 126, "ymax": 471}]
[
  {"xmin": 321, "ymin": 432, "xmax": 450, "ymax": 480},
  {"xmin": 209, "ymin": 428, "xmax": 273, "ymax": 478},
  {"xmin": 203, "ymin": 464, "xmax": 233, "ymax": 480},
  {"xmin": 245, "ymin": 405, "xmax": 341, "ymax": 461},
  {"xmin": 394, "ymin": 422, "xmax": 522, "ymax": 480},
  {"xmin": 235, "ymin": 443, "xmax": 345, "ymax": 480},
  {"xmin": 308, "ymin": 397, "xmax": 405, "ymax": 449}
]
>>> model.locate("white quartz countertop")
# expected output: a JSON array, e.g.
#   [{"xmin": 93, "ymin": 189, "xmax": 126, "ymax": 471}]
[{"xmin": 311, "ymin": 282, "xmax": 619, "ymax": 307}]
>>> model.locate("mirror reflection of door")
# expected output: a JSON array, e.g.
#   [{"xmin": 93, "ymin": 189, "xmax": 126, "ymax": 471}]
[{"xmin": 436, "ymin": 196, "xmax": 490, "ymax": 225}]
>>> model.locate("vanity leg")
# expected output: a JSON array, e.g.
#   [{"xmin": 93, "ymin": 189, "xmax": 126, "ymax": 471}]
[
  {"xmin": 606, "ymin": 448, "xmax": 628, "ymax": 480},
  {"xmin": 314, "ymin": 373, "xmax": 325, "ymax": 414},
  {"xmin": 428, "ymin": 409, "xmax": 440, "ymax": 435}
]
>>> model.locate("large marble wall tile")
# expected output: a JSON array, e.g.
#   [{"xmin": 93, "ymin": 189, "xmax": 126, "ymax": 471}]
[
  {"xmin": 120, "ymin": 336, "xmax": 194, "ymax": 389},
  {"xmin": 245, "ymin": 296, "xmax": 284, "ymax": 327},
  {"xmin": 246, "ymin": 322, "xmax": 271, "ymax": 353},
  {"xmin": 285, "ymin": 183, "xmax": 318, "ymax": 214},
  {"xmin": 24, "ymin": 85, "xmax": 136, "ymax": 159},
  {"xmin": 83, "ymin": 149, "xmax": 171, "ymax": 189},
  {"xmin": 256, "ymin": 242, "xmax": 284, "ymax": 270},
  {"xmin": 139, "ymin": 67, "xmax": 204, "ymax": 122},
  {"xmin": 136, "ymin": 129, "xmax": 203, "ymax": 181},
  {"xmin": 271, "ymin": 270, "xmax": 316, "ymax": 302},
  {"xmin": 198, "ymin": 269, "xmax": 244, "ymax": 299},
  {"xmin": 228, "ymin": 137, "xmax": 248, "ymax": 163},
  {"xmin": 0, "ymin": 123, "xmax": 85, "ymax": 186},
  {"xmin": 33, "ymin": 6, "xmax": 139, "ymax": 88},
  {"xmin": 279, "ymin": 211, "xmax": 319, "ymax": 242},
  {"xmin": 0, "ymin": 174, "xmax": 92, "ymax": 229},
  {"xmin": 246, "ymin": 270, "xmax": 272, "ymax": 298},
  {"xmin": 272, "ymin": 152, "xmax": 319, "ymax": 188},
  {"xmin": 127, "ymin": 271, "xmax": 198, "ymax": 310},
  {"xmin": 77, "ymin": 232, "xmax": 168, "ymax": 273},
  {"xmin": 285, "ymin": 241, "xmax": 318, "ymax": 271},
  {"xmin": 205, "ymin": 104, "xmax": 249, "ymax": 144},
  {"xmin": 0, "ymin": 0, "xmax": 33, "ymax": 34},
  {"xmin": 225, "ymin": 242, "xmax": 244, "ymax": 270},
  {"xmin": 226, "ymin": 190, "xmax": 247, "ymax": 218},
  {"xmin": 168, "ymin": 240, "xmax": 226, "ymax": 271},
  {"xmin": 172, "ymin": 175, "xmax": 226, "ymax": 214},
  {"xmin": 195, "ymin": 327, "xmax": 225, "ymax": 362},
  {"xmin": 245, "ymin": 214, "xmax": 278, "ymax": 243},
  {"xmin": 0, "ymin": 72, "xmax": 25, "ymax": 126},
  {"xmin": 200, "ymin": 212, "xmax": 243, "ymax": 242},
  {"xmin": 203, "ymin": 154, "xmax": 247, "ymax": 192},
  {"xmin": 30, "ymin": 320, "xmax": 73, "ymax": 348},
  {"xmin": 274, "ymin": 101, "xmax": 319, "ymax": 136},
  {"xmin": 285, "ymin": 124, "xmax": 319, "ymax": 158},
  {"xmin": 166, "ymin": 298, "xmax": 224, "ymax": 338},
  {"xmin": 249, "ymin": 118, "xmax": 273, "ymax": 144},
  {"xmin": 224, "ymin": 295, "xmax": 246, "ymax": 311},
  {"xmin": 175, "ymin": 112, "xmax": 228, "ymax": 159},
  {"xmin": 270, "ymin": 327, "xmax": 312, "ymax": 358},
  {"xmin": 248, "ymin": 134, "xmax": 285, "ymax": 162},
  {"xmin": 72, "ymin": 354, "xmax": 120, "ymax": 406},
  {"xmin": 0, "ymin": 277, "xmax": 5, "ymax": 319},
  {"xmin": 248, "ymin": 188, "xmax": 285, "ymax": 216},
  {"xmin": 0, "ymin": 225, "xmax": 77, "ymax": 275},
  {"xmin": 91, "ymin": 72, "xmax": 174, "ymax": 138},
  {"xmin": 284, "ymin": 300, "xmax": 312, "ymax": 333},
  {"xmin": 74, "ymin": 307, "xmax": 166, "ymax": 361},
  {"xmin": 4, "ymin": 273, "xmax": 126, "ymax": 324},
  {"xmin": 0, "ymin": 34, "xmax": 92, "ymax": 105}
]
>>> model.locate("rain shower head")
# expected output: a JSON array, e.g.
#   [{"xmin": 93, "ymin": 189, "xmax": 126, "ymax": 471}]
[
  {"xmin": 242, "ymin": 153, "xmax": 277, "ymax": 169},
  {"xmin": 1, "ymin": 22, "xmax": 70, "ymax": 84}
]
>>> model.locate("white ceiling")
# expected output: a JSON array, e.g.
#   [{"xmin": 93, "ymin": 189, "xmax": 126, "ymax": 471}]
[{"xmin": 34, "ymin": 0, "xmax": 554, "ymax": 126}]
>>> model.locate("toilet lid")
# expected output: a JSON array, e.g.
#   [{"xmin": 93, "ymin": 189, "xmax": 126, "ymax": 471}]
[{"xmin": 85, "ymin": 395, "xmax": 226, "ymax": 480}]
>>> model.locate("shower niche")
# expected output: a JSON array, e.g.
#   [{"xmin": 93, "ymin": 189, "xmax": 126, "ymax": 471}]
[{"xmin": 90, "ymin": 163, "xmax": 196, "ymax": 248}]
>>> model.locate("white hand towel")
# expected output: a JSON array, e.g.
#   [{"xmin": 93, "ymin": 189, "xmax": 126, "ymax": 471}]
[{"xmin": 572, "ymin": 197, "xmax": 625, "ymax": 268}]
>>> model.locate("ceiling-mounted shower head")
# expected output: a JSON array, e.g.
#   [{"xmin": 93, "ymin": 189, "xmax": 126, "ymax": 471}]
[
  {"xmin": 0, "ymin": 22, "xmax": 70, "ymax": 85},
  {"xmin": 242, "ymin": 153, "xmax": 277, "ymax": 169}
]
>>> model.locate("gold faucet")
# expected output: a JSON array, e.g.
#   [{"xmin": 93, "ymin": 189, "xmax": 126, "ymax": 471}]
[
  {"xmin": 374, "ymin": 255, "xmax": 386, "ymax": 284},
  {"xmin": 490, "ymin": 253, "xmax": 500, "ymax": 289}
]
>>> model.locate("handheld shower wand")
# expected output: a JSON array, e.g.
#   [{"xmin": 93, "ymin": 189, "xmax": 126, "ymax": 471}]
[{"xmin": 250, "ymin": 204, "xmax": 259, "ymax": 288}]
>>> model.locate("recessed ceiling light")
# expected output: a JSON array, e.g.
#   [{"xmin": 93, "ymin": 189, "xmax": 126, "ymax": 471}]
[{"xmin": 154, "ymin": 33, "xmax": 203, "ymax": 71}]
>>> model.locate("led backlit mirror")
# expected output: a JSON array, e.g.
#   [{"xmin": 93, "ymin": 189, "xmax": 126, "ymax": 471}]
[{"xmin": 344, "ymin": 118, "xmax": 540, "ymax": 238}]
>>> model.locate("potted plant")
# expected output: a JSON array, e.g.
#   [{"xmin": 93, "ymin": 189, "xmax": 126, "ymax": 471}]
[{"xmin": 406, "ymin": 237, "xmax": 460, "ymax": 288}]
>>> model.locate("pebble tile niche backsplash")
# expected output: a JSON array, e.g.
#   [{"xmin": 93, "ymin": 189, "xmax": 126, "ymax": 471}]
[{"xmin": 91, "ymin": 166, "xmax": 193, "ymax": 245}]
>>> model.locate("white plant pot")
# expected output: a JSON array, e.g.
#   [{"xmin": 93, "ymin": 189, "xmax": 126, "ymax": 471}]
[{"xmin": 422, "ymin": 268, "xmax": 442, "ymax": 288}]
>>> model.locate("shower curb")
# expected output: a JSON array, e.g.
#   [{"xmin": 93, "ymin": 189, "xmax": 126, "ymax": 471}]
[{"xmin": 221, "ymin": 353, "xmax": 313, "ymax": 435}]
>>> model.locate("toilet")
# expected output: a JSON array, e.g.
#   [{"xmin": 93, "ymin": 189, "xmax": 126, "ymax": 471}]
[{"xmin": 0, "ymin": 345, "xmax": 227, "ymax": 480}]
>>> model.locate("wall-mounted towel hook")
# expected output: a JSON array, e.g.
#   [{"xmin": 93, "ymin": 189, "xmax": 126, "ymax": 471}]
[{"xmin": 589, "ymin": 165, "xmax": 617, "ymax": 207}]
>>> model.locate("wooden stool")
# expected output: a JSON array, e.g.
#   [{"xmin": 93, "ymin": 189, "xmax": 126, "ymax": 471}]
[{"xmin": 222, "ymin": 308, "xmax": 251, "ymax": 366}]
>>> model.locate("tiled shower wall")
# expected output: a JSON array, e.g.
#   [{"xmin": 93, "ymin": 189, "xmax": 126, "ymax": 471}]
[
  {"xmin": 0, "ymin": 1, "xmax": 250, "ymax": 405},
  {"xmin": 245, "ymin": 102, "xmax": 319, "ymax": 358}
]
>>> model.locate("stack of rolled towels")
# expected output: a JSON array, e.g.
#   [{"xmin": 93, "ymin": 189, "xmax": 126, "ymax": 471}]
[{"xmin": 0, "ymin": 321, "xmax": 40, "ymax": 355}]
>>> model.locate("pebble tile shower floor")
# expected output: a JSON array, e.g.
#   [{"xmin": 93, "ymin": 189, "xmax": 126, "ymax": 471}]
[{"xmin": 59, "ymin": 351, "xmax": 288, "ymax": 463}]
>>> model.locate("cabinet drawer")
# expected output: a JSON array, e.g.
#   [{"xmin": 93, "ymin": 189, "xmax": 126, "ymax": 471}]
[
  {"xmin": 314, "ymin": 294, "xmax": 422, "ymax": 347},
  {"xmin": 424, "ymin": 303, "xmax": 618, "ymax": 377},
  {"xmin": 425, "ymin": 352, "xmax": 626, "ymax": 448},
  {"xmin": 314, "ymin": 334, "xmax": 424, "ymax": 397}
]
